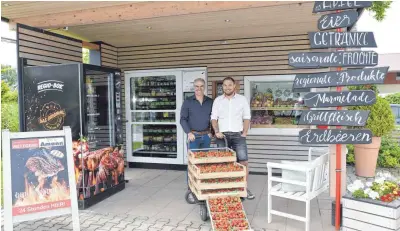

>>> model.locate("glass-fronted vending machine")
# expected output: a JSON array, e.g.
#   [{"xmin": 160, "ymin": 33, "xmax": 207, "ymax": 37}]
[
  {"xmin": 20, "ymin": 63, "xmax": 124, "ymax": 209},
  {"xmin": 125, "ymin": 67, "xmax": 206, "ymax": 166}
]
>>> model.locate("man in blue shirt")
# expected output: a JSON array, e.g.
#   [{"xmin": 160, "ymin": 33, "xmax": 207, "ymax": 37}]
[
  {"xmin": 180, "ymin": 78, "xmax": 213, "ymax": 149},
  {"xmin": 180, "ymin": 78, "xmax": 213, "ymax": 202}
]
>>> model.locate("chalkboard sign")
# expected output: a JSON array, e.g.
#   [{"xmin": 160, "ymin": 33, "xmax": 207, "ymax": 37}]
[
  {"xmin": 303, "ymin": 90, "xmax": 376, "ymax": 108},
  {"xmin": 317, "ymin": 11, "xmax": 358, "ymax": 31},
  {"xmin": 299, "ymin": 129, "xmax": 373, "ymax": 144},
  {"xmin": 298, "ymin": 110, "xmax": 370, "ymax": 126},
  {"xmin": 313, "ymin": 1, "xmax": 372, "ymax": 13},
  {"xmin": 308, "ymin": 32, "xmax": 377, "ymax": 48},
  {"xmin": 292, "ymin": 67, "xmax": 388, "ymax": 89},
  {"xmin": 288, "ymin": 51, "xmax": 378, "ymax": 68}
]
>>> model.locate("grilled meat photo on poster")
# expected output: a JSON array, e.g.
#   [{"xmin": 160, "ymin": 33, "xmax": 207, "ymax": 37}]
[
  {"xmin": 72, "ymin": 138, "xmax": 125, "ymax": 199},
  {"xmin": 11, "ymin": 137, "xmax": 71, "ymax": 216}
]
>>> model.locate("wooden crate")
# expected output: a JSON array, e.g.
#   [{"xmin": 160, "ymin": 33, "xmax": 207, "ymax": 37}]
[
  {"xmin": 188, "ymin": 148, "xmax": 236, "ymax": 164},
  {"xmin": 189, "ymin": 162, "xmax": 246, "ymax": 179},
  {"xmin": 206, "ymin": 195, "xmax": 253, "ymax": 231},
  {"xmin": 342, "ymin": 196, "xmax": 400, "ymax": 231},
  {"xmin": 188, "ymin": 171, "xmax": 246, "ymax": 190},
  {"xmin": 189, "ymin": 180, "xmax": 247, "ymax": 201}
]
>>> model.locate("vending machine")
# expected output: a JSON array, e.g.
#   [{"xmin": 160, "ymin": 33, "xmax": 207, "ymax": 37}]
[
  {"xmin": 125, "ymin": 67, "xmax": 207, "ymax": 166},
  {"xmin": 20, "ymin": 63, "xmax": 124, "ymax": 209}
]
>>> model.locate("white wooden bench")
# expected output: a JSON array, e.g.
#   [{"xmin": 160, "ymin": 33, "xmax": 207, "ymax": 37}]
[{"xmin": 266, "ymin": 147, "xmax": 330, "ymax": 231}]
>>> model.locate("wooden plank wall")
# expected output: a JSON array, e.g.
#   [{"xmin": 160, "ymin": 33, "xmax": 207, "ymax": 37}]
[
  {"xmin": 100, "ymin": 43, "xmax": 118, "ymax": 68},
  {"xmin": 117, "ymin": 34, "xmax": 329, "ymax": 173},
  {"xmin": 17, "ymin": 24, "xmax": 82, "ymax": 66}
]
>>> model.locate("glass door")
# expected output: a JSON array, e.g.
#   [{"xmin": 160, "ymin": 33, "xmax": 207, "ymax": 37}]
[{"xmin": 125, "ymin": 70, "xmax": 183, "ymax": 165}]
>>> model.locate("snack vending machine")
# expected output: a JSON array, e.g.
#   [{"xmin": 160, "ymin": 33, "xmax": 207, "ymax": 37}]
[{"xmin": 20, "ymin": 63, "xmax": 124, "ymax": 209}]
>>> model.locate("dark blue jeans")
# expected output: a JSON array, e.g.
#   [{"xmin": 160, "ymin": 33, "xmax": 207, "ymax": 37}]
[
  {"xmin": 189, "ymin": 133, "xmax": 211, "ymax": 150},
  {"xmin": 187, "ymin": 133, "xmax": 211, "ymax": 189},
  {"xmin": 216, "ymin": 132, "xmax": 248, "ymax": 162}
]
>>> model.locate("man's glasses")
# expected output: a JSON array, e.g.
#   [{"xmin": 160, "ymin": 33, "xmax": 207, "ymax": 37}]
[{"xmin": 195, "ymin": 85, "xmax": 204, "ymax": 89}]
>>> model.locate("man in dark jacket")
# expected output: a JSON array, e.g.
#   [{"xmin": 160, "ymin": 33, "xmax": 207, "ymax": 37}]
[{"xmin": 180, "ymin": 78, "xmax": 213, "ymax": 149}]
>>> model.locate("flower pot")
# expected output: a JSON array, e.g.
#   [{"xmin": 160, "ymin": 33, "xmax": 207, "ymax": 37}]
[
  {"xmin": 354, "ymin": 137, "xmax": 381, "ymax": 177},
  {"xmin": 342, "ymin": 196, "xmax": 400, "ymax": 231}
]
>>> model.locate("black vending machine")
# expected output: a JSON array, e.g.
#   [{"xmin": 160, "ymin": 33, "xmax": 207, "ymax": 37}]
[{"xmin": 20, "ymin": 63, "xmax": 125, "ymax": 209}]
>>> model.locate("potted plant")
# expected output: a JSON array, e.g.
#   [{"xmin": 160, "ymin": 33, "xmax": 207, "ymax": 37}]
[{"xmin": 348, "ymin": 85, "xmax": 395, "ymax": 177}]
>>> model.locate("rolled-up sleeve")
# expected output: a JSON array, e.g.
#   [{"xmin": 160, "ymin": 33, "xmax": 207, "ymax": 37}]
[
  {"xmin": 211, "ymin": 98, "xmax": 219, "ymax": 120},
  {"xmin": 180, "ymin": 100, "xmax": 191, "ymax": 134},
  {"xmin": 243, "ymin": 97, "xmax": 251, "ymax": 120}
]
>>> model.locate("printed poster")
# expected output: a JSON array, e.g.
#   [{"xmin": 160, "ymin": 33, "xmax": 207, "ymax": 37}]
[
  {"xmin": 10, "ymin": 137, "xmax": 71, "ymax": 216},
  {"xmin": 23, "ymin": 64, "xmax": 81, "ymax": 140}
]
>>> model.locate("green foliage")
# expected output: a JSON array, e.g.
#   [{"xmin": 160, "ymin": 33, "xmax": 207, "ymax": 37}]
[
  {"xmin": 1, "ymin": 64, "xmax": 17, "ymax": 88},
  {"xmin": 1, "ymin": 102, "xmax": 19, "ymax": 132},
  {"xmin": 367, "ymin": 1, "xmax": 392, "ymax": 21},
  {"xmin": 1, "ymin": 79, "xmax": 19, "ymax": 132},
  {"xmin": 348, "ymin": 84, "xmax": 379, "ymax": 94},
  {"xmin": 377, "ymin": 136, "xmax": 400, "ymax": 168},
  {"xmin": 1, "ymin": 80, "xmax": 18, "ymax": 103},
  {"xmin": 385, "ymin": 93, "xmax": 400, "ymax": 104},
  {"xmin": 348, "ymin": 85, "xmax": 395, "ymax": 137},
  {"xmin": 346, "ymin": 144, "xmax": 355, "ymax": 165},
  {"xmin": 83, "ymin": 48, "xmax": 90, "ymax": 64},
  {"xmin": 353, "ymin": 189, "xmax": 368, "ymax": 199},
  {"xmin": 347, "ymin": 136, "xmax": 400, "ymax": 168}
]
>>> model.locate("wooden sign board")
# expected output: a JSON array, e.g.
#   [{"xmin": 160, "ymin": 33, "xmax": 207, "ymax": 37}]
[
  {"xmin": 318, "ymin": 11, "xmax": 359, "ymax": 31},
  {"xmin": 308, "ymin": 32, "xmax": 377, "ymax": 49},
  {"xmin": 313, "ymin": 1, "xmax": 372, "ymax": 13},
  {"xmin": 288, "ymin": 51, "xmax": 378, "ymax": 68},
  {"xmin": 298, "ymin": 110, "xmax": 370, "ymax": 126},
  {"xmin": 2, "ymin": 127, "xmax": 80, "ymax": 231},
  {"xmin": 303, "ymin": 90, "xmax": 376, "ymax": 108},
  {"xmin": 299, "ymin": 129, "xmax": 373, "ymax": 144},
  {"xmin": 293, "ymin": 67, "xmax": 389, "ymax": 89}
]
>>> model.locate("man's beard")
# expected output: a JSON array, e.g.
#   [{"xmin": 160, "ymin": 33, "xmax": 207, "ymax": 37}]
[{"xmin": 224, "ymin": 90, "xmax": 234, "ymax": 96}]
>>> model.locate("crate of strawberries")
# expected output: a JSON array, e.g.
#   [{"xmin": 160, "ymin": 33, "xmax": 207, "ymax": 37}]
[
  {"xmin": 188, "ymin": 148, "xmax": 237, "ymax": 164},
  {"xmin": 207, "ymin": 196, "xmax": 252, "ymax": 231},
  {"xmin": 188, "ymin": 171, "xmax": 246, "ymax": 190},
  {"xmin": 189, "ymin": 162, "xmax": 246, "ymax": 179},
  {"xmin": 189, "ymin": 181, "xmax": 247, "ymax": 200}
]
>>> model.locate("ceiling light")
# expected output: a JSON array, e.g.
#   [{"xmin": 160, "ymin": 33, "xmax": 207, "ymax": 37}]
[
  {"xmin": 3, "ymin": 3, "xmax": 10, "ymax": 6},
  {"xmin": 221, "ymin": 41, "xmax": 228, "ymax": 44},
  {"xmin": 147, "ymin": 26, "xmax": 152, "ymax": 29},
  {"xmin": 225, "ymin": 19, "xmax": 231, "ymax": 22}
]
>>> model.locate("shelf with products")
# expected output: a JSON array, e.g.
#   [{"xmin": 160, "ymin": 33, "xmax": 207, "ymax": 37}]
[
  {"xmin": 132, "ymin": 124, "xmax": 178, "ymax": 158},
  {"xmin": 248, "ymin": 80, "xmax": 309, "ymax": 128},
  {"xmin": 135, "ymin": 98, "xmax": 176, "ymax": 110},
  {"xmin": 133, "ymin": 111, "xmax": 176, "ymax": 123},
  {"xmin": 131, "ymin": 75, "xmax": 177, "ymax": 111}
]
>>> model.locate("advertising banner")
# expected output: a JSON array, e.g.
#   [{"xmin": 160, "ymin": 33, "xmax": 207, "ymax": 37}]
[
  {"xmin": 2, "ymin": 127, "xmax": 80, "ymax": 231},
  {"xmin": 23, "ymin": 64, "xmax": 81, "ymax": 140},
  {"xmin": 11, "ymin": 137, "xmax": 71, "ymax": 216}
]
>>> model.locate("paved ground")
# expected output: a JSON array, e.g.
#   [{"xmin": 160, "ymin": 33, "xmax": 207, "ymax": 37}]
[{"xmin": 2, "ymin": 168, "xmax": 338, "ymax": 231}]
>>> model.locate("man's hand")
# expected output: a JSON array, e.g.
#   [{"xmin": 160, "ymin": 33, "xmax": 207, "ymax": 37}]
[
  {"xmin": 208, "ymin": 133, "xmax": 213, "ymax": 138},
  {"xmin": 215, "ymin": 132, "xmax": 224, "ymax": 139},
  {"xmin": 188, "ymin": 132, "xmax": 195, "ymax": 142},
  {"xmin": 241, "ymin": 132, "xmax": 247, "ymax": 137}
]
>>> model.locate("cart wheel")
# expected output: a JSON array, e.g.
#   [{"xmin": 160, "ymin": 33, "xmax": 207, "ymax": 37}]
[
  {"xmin": 185, "ymin": 190, "xmax": 196, "ymax": 204},
  {"xmin": 200, "ymin": 204, "xmax": 208, "ymax": 221}
]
